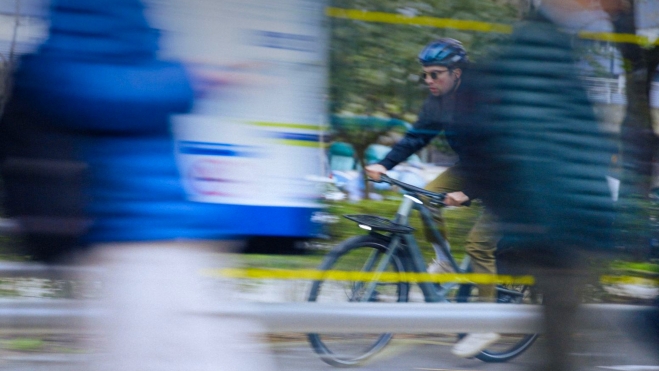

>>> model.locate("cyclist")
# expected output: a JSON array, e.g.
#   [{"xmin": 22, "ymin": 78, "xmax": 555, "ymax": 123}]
[{"xmin": 365, "ymin": 38, "xmax": 501, "ymax": 357}]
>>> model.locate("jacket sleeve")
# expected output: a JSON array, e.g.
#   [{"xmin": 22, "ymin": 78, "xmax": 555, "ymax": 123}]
[
  {"xmin": 443, "ymin": 75, "xmax": 488, "ymax": 200},
  {"xmin": 378, "ymin": 99, "xmax": 442, "ymax": 170}
]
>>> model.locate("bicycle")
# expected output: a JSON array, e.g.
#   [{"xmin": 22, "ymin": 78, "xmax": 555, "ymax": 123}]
[{"xmin": 307, "ymin": 174, "xmax": 538, "ymax": 367}]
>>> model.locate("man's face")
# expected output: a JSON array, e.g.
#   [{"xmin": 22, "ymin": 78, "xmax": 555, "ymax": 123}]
[{"xmin": 422, "ymin": 66, "xmax": 462, "ymax": 96}]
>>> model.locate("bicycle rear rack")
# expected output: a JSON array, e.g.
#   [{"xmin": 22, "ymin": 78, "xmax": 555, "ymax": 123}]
[{"xmin": 343, "ymin": 214, "xmax": 415, "ymax": 234}]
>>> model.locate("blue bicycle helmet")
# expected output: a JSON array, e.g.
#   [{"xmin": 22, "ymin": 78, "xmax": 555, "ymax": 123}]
[{"xmin": 418, "ymin": 38, "xmax": 468, "ymax": 68}]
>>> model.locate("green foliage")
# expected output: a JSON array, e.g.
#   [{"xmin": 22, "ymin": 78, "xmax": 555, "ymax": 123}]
[
  {"xmin": 573, "ymin": 40, "xmax": 618, "ymax": 77},
  {"xmin": 331, "ymin": 116, "xmax": 405, "ymax": 146},
  {"xmin": 4, "ymin": 338, "xmax": 45, "ymax": 352},
  {"xmin": 327, "ymin": 0, "xmax": 518, "ymax": 198},
  {"xmin": 236, "ymin": 253, "xmax": 323, "ymax": 270},
  {"xmin": 330, "ymin": 116, "xmax": 410, "ymax": 198},
  {"xmin": 611, "ymin": 260, "xmax": 659, "ymax": 274},
  {"xmin": 328, "ymin": 0, "xmax": 518, "ymax": 117}
]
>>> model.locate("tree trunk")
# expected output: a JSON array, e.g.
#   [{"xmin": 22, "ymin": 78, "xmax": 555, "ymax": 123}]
[
  {"xmin": 604, "ymin": 0, "xmax": 659, "ymax": 257},
  {"xmin": 356, "ymin": 149, "xmax": 370, "ymax": 200}
]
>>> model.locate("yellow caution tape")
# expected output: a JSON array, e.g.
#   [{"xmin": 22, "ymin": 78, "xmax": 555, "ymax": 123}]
[
  {"xmin": 326, "ymin": 7, "xmax": 656, "ymax": 46},
  {"xmin": 326, "ymin": 7, "xmax": 512, "ymax": 34},
  {"xmin": 207, "ymin": 268, "xmax": 535, "ymax": 285},
  {"xmin": 577, "ymin": 31, "xmax": 653, "ymax": 45},
  {"xmin": 204, "ymin": 268, "xmax": 659, "ymax": 287}
]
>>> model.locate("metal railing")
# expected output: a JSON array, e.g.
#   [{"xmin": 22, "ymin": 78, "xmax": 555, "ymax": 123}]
[
  {"xmin": 0, "ymin": 297, "xmax": 653, "ymax": 333},
  {"xmin": 0, "ymin": 262, "xmax": 654, "ymax": 334}
]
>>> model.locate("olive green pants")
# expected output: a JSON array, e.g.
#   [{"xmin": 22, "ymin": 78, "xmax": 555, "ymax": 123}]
[{"xmin": 423, "ymin": 167, "xmax": 499, "ymax": 301}]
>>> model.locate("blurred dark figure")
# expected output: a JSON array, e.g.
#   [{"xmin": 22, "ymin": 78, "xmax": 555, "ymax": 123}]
[
  {"xmin": 0, "ymin": 0, "xmax": 276, "ymax": 370},
  {"xmin": 456, "ymin": 1, "xmax": 617, "ymax": 370}
]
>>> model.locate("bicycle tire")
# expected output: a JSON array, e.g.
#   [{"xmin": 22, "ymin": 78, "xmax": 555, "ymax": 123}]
[
  {"xmin": 456, "ymin": 283, "xmax": 539, "ymax": 362},
  {"xmin": 307, "ymin": 234, "xmax": 409, "ymax": 367}
]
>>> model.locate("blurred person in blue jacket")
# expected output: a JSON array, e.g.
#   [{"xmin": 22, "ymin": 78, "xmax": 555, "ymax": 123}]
[{"xmin": 0, "ymin": 0, "xmax": 276, "ymax": 370}]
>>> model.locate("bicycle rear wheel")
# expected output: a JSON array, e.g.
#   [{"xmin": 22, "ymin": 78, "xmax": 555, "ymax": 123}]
[
  {"xmin": 456, "ymin": 283, "xmax": 539, "ymax": 362},
  {"xmin": 307, "ymin": 234, "xmax": 409, "ymax": 367}
]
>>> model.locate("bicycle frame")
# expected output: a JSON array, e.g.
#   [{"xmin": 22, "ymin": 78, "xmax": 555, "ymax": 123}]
[
  {"xmin": 375, "ymin": 192, "xmax": 473, "ymax": 303},
  {"xmin": 308, "ymin": 176, "xmax": 538, "ymax": 367}
]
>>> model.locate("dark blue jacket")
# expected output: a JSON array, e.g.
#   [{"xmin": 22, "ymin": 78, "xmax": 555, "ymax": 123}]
[{"xmin": 377, "ymin": 79, "xmax": 489, "ymax": 198}]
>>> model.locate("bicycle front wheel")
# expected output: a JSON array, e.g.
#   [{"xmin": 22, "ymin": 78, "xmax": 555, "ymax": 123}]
[{"xmin": 307, "ymin": 234, "xmax": 409, "ymax": 367}]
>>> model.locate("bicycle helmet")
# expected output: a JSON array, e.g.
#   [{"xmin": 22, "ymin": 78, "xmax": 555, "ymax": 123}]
[{"xmin": 418, "ymin": 38, "xmax": 468, "ymax": 68}]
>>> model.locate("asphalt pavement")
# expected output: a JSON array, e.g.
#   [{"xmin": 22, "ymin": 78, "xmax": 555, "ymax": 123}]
[{"xmin": 1, "ymin": 318, "xmax": 657, "ymax": 371}]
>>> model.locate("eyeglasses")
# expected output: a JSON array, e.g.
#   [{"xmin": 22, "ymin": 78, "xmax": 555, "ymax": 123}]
[{"xmin": 422, "ymin": 70, "xmax": 450, "ymax": 80}]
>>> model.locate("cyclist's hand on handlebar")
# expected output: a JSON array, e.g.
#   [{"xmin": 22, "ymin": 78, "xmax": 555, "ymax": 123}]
[
  {"xmin": 444, "ymin": 191, "xmax": 470, "ymax": 206},
  {"xmin": 365, "ymin": 164, "xmax": 387, "ymax": 182}
]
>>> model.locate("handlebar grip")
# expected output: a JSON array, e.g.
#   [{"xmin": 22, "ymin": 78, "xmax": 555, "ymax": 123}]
[{"xmin": 378, "ymin": 174, "xmax": 392, "ymax": 184}]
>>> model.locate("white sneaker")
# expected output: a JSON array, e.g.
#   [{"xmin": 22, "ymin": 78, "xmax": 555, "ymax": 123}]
[
  {"xmin": 451, "ymin": 332, "xmax": 501, "ymax": 358},
  {"xmin": 427, "ymin": 258, "xmax": 454, "ymax": 274}
]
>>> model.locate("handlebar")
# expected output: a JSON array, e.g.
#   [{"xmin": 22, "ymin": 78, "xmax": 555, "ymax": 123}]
[
  {"xmin": 374, "ymin": 174, "xmax": 471, "ymax": 207},
  {"xmin": 376, "ymin": 174, "xmax": 446, "ymax": 205}
]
